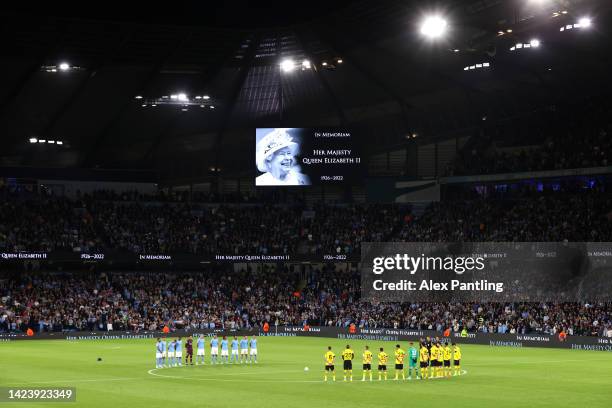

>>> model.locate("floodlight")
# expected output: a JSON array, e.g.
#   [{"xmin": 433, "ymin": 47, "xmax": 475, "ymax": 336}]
[
  {"xmin": 59, "ymin": 62, "xmax": 70, "ymax": 71},
  {"xmin": 177, "ymin": 93, "xmax": 188, "ymax": 102},
  {"xmin": 530, "ymin": 39, "xmax": 540, "ymax": 48},
  {"xmin": 29, "ymin": 138, "xmax": 38, "ymax": 143},
  {"xmin": 420, "ymin": 15, "xmax": 448, "ymax": 39},
  {"xmin": 578, "ymin": 17, "xmax": 591, "ymax": 28},
  {"xmin": 280, "ymin": 59, "xmax": 296, "ymax": 73}
]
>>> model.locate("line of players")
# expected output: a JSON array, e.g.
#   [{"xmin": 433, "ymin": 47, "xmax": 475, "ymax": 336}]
[
  {"xmin": 324, "ymin": 338, "xmax": 462, "ymax": 382},
  {"xmin": 155, "ymin": 334, "xmax": 258, "ymax": 368}
]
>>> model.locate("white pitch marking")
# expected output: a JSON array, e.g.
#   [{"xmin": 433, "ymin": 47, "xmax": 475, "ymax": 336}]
[{"xmin": 146, "ymin": 368, "xmax": 467, "ymax": 383}]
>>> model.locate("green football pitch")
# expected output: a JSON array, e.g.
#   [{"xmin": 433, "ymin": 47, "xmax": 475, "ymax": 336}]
[{"xmin": 1, "ymin": 337, "xmax": 611, "ymax": 408}]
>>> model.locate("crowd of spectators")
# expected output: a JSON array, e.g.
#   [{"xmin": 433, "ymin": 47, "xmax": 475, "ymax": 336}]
[
  {"xmin": 0, "ymin": 186, "xmax": 406, "ymax": 255},
  {"xmin": 1, "ymin": 184, "xmax": 612, "ymax": 337},
  {"xmin": 451, "ymin": 96, "xmax": 612, "ymax": 176},
  {"xmin": 1, "ymin": 267, "xmax": 611, "ymax": 337},
  {"xmin": 2, "ymin": 187, "xmax": 611, "ymax": 256}
]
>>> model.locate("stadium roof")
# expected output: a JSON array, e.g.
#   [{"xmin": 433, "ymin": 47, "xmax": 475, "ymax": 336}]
[{"xmin": 0, "ymin": 0, "xmax": 611, "ymax": 183}]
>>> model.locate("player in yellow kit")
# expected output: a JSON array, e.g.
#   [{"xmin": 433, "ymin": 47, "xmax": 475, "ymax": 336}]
[
  {"xmin": 324, "ymin": 346, "xmax": 336, "ymax": 382},
  {"xmin": 443, "ymin": 341, "xmax": 452, "ymax": 378},
  {"xmin": 377, "ymin": 347, "xmax": 388, "ymax": 380},
  {"xmin": 362, "ymin": 345, "xmax": 373, "ymax": 381},
  {"xmin": 428, "ymin": 342, "xmax": 436, "ymax": 378},
  {"xmin": 435, "ymin": 341, "xmax": 444, "ymax": 377},
  {"xmin": 419, "ymin": 342, "xmax": 430, "ymax": 379},
  {"xmin": 341, "ymin": 345, "xmax": 355, "ymax": 382},
  {"xmin": 393, "ymin": 344, "xmax": 406, "ymax": 380},
  {"xmin": 430, "ymin": 342, "xmax": 439, "ymax": 378},
  {"xmin": 452, "ymin": 342, "xmax": 462, "ymax": 376}
]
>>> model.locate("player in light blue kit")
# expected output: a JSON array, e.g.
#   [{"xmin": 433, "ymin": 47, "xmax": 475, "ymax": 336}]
[
  {"xmin": 167, "ymin": 339, "xmax": 176, "ymax": 367},
  {"xmin": 240, "ymin": 336, "xmax": 249, "ymax": 364},
  {"xmin": 249, "ymin": 335, "xmax": 258, "ymax": 363},
  {"xmin": 220, "ymin": 336, "xmax": 229, "ymax": 364},
  {"xmin": 175, "ymin": 337, "xmax": 183, "ymax": 366},
  {"xmin": 231, "ymin": 336, "xmax": 239, "ymax": 363},
  {"xmin": 196, "ymin": 335, "xmax": 206, "ymax": 365},
  {"xmin": 156, "ymin": 338, "xmax": 165, "ymax": 368},
  {"xmin": 210, "ymin": 335, "xmax": 219, "ymax": 364}
]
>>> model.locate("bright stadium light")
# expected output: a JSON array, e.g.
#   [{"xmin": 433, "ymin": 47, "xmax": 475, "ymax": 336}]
[
  {"xmin": 56, "ymin": 141, "xmax": 63, "ymax": 145},
  {"xmin": 203, "ymin": 95, "xmax": 210, "ymax": 100},
  {"xmin": 578, "ymin": 17, "xmax": 592, "ymax": 28},
  {"xmin": 280, "ymin": 59, "xmax": 296, "ymax": 73},
  {"xmin": 420, "ymin": 15, "xmax": 448, "ymax": 39},
  {"xmin": 530, "ymin": 39, "xmax": 541, "ymax": 48},
  {"xmin": 302, "ymin": 60, "xmax": 311, "ymax": 69},
  {"xmin": 58, "ymin": 62, "xmax": 70, "ymax": 71},
  {"xmin": 29, "ymin": 138, "xmax": 37, "ymax": 143},
  {"xmin": 177, "ymin": 93, "xmax": 188, "ymax": 102}
]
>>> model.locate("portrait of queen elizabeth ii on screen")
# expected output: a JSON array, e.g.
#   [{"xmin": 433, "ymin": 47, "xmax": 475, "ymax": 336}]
[{"xmin": 255, "ymin": 128, "xmax": 311, "ymax": 186}]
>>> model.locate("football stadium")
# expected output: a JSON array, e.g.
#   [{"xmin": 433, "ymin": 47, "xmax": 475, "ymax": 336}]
[{"xmin": 1, "ymin": 1, "xmax": 612, "ymax": 407}]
